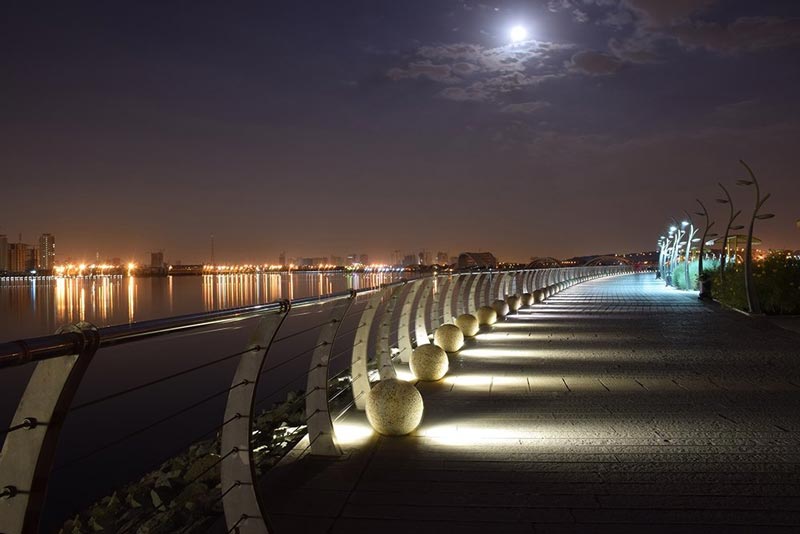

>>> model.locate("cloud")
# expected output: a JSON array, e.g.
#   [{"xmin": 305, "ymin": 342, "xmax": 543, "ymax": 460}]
[
  {"xmin": 620, "ymin": 0, "xmax": 715, "ymax": 27},
  {"xmin": 608, "ymin": 37, "xmax": 658, "ymax": 63},
  {"xmin": 671, "ymin": 16, "xmax": 800, "ymax": 53},
  {"xmin": 568, "ymin": 50, "xmax": 623, "ymax": 75},
  {"xmin": 389, "ymin": 40, "xmax": 574, "ymax": 104},
  {"xmin": 386, "ymin": 61, "xmax": 456, "ymax": 82},
  {"xmin": 501, "ymin": 101, "xmax": 551, "ymax": 114}
]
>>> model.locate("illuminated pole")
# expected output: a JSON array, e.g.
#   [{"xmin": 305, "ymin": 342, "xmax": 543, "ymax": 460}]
[
  {"xmin": 715, "ymin": 183, "xmax": 742, "ymax": 281},
  {"xmin": 668, "ymin": 220, "xmax": 687, "ymax": 288},
  {"xmin": 694, "ymin": 199, "xmax": 717, "ymax": 299},
  {"xmin": 681, "ymin": 214, "xmax": 697, "ymax": 290},
  {"xmin": 737, "ymin": 160, "xmax": 773, "ymax": 315}
]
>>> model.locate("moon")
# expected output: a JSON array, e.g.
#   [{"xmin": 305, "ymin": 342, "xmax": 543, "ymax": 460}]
[{"xmin": 510, "ymin": 25, "xmax": 528, "ymax": 42}]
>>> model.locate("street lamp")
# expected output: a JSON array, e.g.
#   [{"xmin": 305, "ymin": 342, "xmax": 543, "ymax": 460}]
[
  {"xmin": 736, "ymin": 160, "xmax": 774, "ymax": 315},
  {"xmin": 681, "ymin": 215, "xmax": 698, "ymax": 290},
  {"xmin": 694, "ymin": 199, "xmax": 717, "ymax": 299},
  {"xmin": 715, "ymin": 183, "xmax": 743, "ymax": 281}
]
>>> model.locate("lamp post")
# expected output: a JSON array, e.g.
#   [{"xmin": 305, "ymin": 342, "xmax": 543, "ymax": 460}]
[
  {"xmin": 715, "ymin": 183, "xmax": 743, "ymax": 281},
  {"xmin": 668, "ymin": 221, "xmax": 688, "ymax": 288},
  {"xmin": 694, "ymin": 199, "xmax": 717, "ymax": 299},
  {"xmin": 681, "ymin": 214, "xmax": 698, "ymax": 290},
  {"xmin": 737, "ymin": 160, "xmax": 774, "ymax": 315},
  {"xmin": 665, "ymin": 225, "xmax": 679, "ymax": 286}
]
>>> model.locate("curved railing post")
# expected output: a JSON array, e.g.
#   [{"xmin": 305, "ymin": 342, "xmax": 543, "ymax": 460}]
[
  {"xmin": 305, "ymin": 293, "xmax": 356, "ymax": 456},
  {"xmin": 351, "ymin": 288, "xmax": 387, "ymax": 410},
  {"xmin": 397, "ymin": 279, "xmax": 425, "ymax": 362},
  {"xmin": 442, "ymin": 274, "xmax": 459, "ymax": 324},
  {"xmin": 412, "ymin": 277, "xmax": 433, "ymax": 347},
  {"xmin": 455, "ymin": 273, "xmax": 474, "ymax": 317},
  {"xmin": 478, "ymin": 272, "xmax": 491, "ymax": 307},
  {"xmin": 377, "ymin": 284, "xmax": 404, "ymax": 380},
  {"xmin": 466, "ymin": 273, "xmax": 481, "ymax": 315},
  {"xmin": 220, "ymin": 304, "xmax": 290, "ymax": 534},
  {"xmin": 392, "ymin": 282, "xmax": 415, "ymax": 363},
  {"xmin": 490, "ymin": 271, "xmax": 504, "ymax": 300},
  {"xmin": 428, "ymin": 275, "xmax": 443, "ymax": 331},
  {"xmin": 0, "ymin": 322, "xmax": 100, "ymax": 534}
]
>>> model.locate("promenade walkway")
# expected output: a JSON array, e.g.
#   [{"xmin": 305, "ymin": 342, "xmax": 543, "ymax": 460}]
[{"xmin": 261, "ymin": 273, "xmax": 800, "ymax": 533}]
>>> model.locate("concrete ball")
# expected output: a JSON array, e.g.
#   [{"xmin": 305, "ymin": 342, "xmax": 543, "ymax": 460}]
[
  {"xmin": 476, "ymin": 306, "xmax": 498, "ymax": 326},
  {"xmin": 455, "ymin": 313, "xmax": 480, "ymax": 337},
  {"xmin": 410, "ymin": 344, "xmax": 449, "ymax": 381},
  {"xmin": 492, "ymin": 299, "xmax": 510, "ymax": 317},
  {"xmin": 433, "ymin": 324, "xmax": 465, "ymax": 352},
  {"xmin": 521, "ymin": 293, "xmax": 534, "ymax": 306},
  {"xmin": 533, "ymin": 289, "xmax": 545, "ymax": 303},
  {"xmin": 366, "ymin": 378, "xmax": 424, "ymax": 436},
  {"xmin": 506, "ymin": 294, "xmax": 522, "ymax": 312}
]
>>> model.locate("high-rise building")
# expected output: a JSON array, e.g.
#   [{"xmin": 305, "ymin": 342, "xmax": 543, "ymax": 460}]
[
  {"xmin": 9, "ymin": 242, "xmax": 28, "ymax": 273},
  {"xmin": 436, "ymin": 251, "xmax": 449, "ymax": 265},
  {"xmin": 37, "ymin": 233, "xmax": 55, "ymax": 271},
  {"xmin": 151, "ymin": 251, "xmax": 165, "ymax": 268},
  {"xmin": 0, "ymin": 235, "xmax": 8, "ymax": 272},
  {"xmin": 331, "ymin": 255, "xmax": 343, "ymax": 266},
  {"xmin": 26, "ymin": 248, "xmax": 38, "ymax": 271},
  {"xmin": 359, "ymin": 254, "xmax": 369, "ymax": 265},
  {"xmin": 278, "ymin": 251, "xmax": 286, "ymax": 266},
  {"xmin": 346, "ymin": 254, "xmax": 358, "ymax": 266}
]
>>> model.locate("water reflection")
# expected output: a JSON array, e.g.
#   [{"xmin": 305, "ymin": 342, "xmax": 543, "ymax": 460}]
[{"xmin": 0, "ymin": 272, "xmax": 401, "ymax": 341}]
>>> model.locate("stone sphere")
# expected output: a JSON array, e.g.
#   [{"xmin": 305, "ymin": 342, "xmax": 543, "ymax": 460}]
[
  {"xmin": 521, "ymin": 293, "xmax": 534, "ymax": 306},
  {"xmin": 533, "ymin": 289, "xmax": 545, "ymax": 303},
  {"xmin": 433, "ymin": 324, "xmax": 464, "ymax": 352},
  {"xmin": 455, "ymin": 313, "xmax": 480, "ymax": 337},
  {"xmin": 506, "ymin": 294, "xmax": 522, "ymax": 312},
  {"xmin": 410, "ymin": 344, "xmax": 449, "ymax": 381},
  {"xmin": 366, "ymin": 379, "xmax": 424, "ymax": 436},
  {"xmin": 476, "ymin": 306, "xmax": 497, "ymax": 325},
  {"xmin": 492, "ymin": 299, "xmax": 510, "ymax": 317}
]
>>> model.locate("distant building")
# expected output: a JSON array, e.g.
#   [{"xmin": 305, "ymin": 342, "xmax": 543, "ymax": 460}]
[
  {"xmin": 402, "ymin": 254, "xmax": 419, "ymax": 267},
  {"xmin": 346, "ymin": 254, "xmax": 358, "ymax": 266},
  {"xmin": 151, "ymin": 251, "xmax": 165, "ymax": 268},
  {"xmin": 278, "ymin": 251, "xmax": 286, "ymax": 266},
  {"xmin": 331, "ymin": 255, "xmax": 343, "ymax": 266},
  {"xmin": 436, "ymin": 251, "xmax": 449, "ymax": 265},
  {"xmin": 359, "ymin": 254, "xmax": 369, "ymax": 265},
  {"xmin": 9, "ymin": 242, "xmax": 28, "ymax": 273},
  {"xmin": 457, "ymin": 252, "xmax": 497, "ymax": 270},
  {"xmin": 26, "ymin": 248, "xmax": 38, "ymax": 271},
  {"xmin": 37, "ymin": 233, "xmax": 55, "ymax": 271},
  {"xmin": 0, "ymin": 235, "xmax": 8, "ymax": 272}
]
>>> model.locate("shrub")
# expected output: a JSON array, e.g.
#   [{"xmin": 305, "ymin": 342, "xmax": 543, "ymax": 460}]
[{"xmin": 710, "ymin": 253, "xmax": 800, "ymax": 315}]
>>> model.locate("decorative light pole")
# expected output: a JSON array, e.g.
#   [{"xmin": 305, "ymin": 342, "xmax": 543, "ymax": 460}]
[
  {"xmin": 715, "ymin": 183, "xmax": 743, "ymax": 281},
  {"xmin": 682, "ymin": 213, "xmax": 698, "ymax": 290},
  {"xmin": 694, "ymin": 199, "xmax": 717, "ymax": 299},
  {"xmin": 736, "ymin": 160, "xmax": 774, "ymax": 315}
]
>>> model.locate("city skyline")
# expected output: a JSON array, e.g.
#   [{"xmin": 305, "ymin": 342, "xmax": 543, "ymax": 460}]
[{"xmin": 3, "ymin": 2, "xmax": 800, "ymax": 263}]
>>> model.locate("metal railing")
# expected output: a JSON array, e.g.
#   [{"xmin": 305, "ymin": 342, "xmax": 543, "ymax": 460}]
[{"xmin": 0, "ymin": 265, "xmax": 632, "ymax": 534}]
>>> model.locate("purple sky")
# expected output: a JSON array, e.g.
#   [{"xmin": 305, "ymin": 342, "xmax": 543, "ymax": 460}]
[{"xmin": 2, "ymin": 0, "xmax": 799, "ymax": 264}]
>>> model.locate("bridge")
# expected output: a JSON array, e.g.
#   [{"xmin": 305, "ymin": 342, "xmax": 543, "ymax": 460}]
[{"xmin": 2, "ymin": 267, "xmax": 800, "ymax": 533}]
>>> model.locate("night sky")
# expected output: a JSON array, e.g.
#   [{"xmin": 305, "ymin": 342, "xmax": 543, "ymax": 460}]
[{"xmin": 2, "ymin": 1, "xmax": 799, "ymax": 264}]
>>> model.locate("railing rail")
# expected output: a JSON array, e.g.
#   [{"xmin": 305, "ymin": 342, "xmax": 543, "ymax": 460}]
[{"xmin": 0, "ymin": 265, "xmax": 634, "ymax": 534}]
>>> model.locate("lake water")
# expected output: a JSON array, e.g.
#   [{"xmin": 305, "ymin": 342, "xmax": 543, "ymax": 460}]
[{"xmin": 0, "ymin": 272, "xmax": 401, "ymax": 530}]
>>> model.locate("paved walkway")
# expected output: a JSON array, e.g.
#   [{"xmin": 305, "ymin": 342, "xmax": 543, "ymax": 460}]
[{"xmin": 262, "ymin": 273, "xmax": 800, "ymax": 533}]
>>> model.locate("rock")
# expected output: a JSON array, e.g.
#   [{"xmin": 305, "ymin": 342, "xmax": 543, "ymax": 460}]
[
  {"xmin": 476, "ymin": 306, "xmax": 497, "ymax": 325},
  {"xmin": 533, "ymin": 289, "xmax": 545, "ymax": 303},
  {"xmin": 455, "ymin": 313, "xmax": 479, "ymax": 337},
  {"xmin": 365, "ymin": 379, "xmax": 424, "ymax": 435},
  {"xmin": 410, "ymin": 344, "xmax": 449, "ymax": 381},
  {"xmin": 506, "ymin": 294, "xmax": 521, "ymax": 312},
  {"xmin": 151, "ymin": 489, "xmax": 165, "ymax": 511},
  {"xmin": 184, "ymin": 454, "xmax": 220, "ymax": 484},
  {"xmin": 433, "ymin": 324, "xmax": 464, "ymax": 352},
  {"xmin": 521, "ymin": 293, "xmax": 534, "ymax": 306},
  {"xmin": 492, "ymin": 299, "xmax": 510, "ymax": 317}
]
